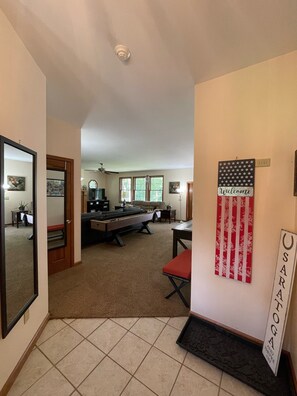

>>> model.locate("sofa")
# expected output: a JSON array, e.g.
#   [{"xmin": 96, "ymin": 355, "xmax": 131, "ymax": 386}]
[
  {"xmin": 132, "ymin": 201, "xmax": 166, "ymax": 211},
  {"xmin": 81, "ymin": 207, "xmax": 146, "ymax": 247},
  {"xmin": 131, "ymin": 201, "xmax": 166, "ymax": 221}
]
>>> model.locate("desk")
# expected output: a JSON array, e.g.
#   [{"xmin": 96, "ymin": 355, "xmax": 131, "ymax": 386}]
[
  {"xmin": 11, "ymin": 210, "xmax": 28, "ymax": 228},
  {"xmin": 172, "ymin": 220, "xmax": 192, "ymax": 257},
  {"xmin": 160, "ymin": 209, "xmax": 176, "ymax": 223}
]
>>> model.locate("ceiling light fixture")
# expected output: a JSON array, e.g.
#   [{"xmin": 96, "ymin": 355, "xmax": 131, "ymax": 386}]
[{"xmin": 114, "ymin": 44, "xmax": 131, "ymax": 62}]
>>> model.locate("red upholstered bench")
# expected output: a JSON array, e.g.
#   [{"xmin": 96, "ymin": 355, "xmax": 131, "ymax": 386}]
[
  {"xmin": 47, "ymin": 224, "xmax": 64, "ymax": 232},
  {"xmin": 162, "ymin": 249, "xmax": 191, "ymax": 307},
  {"xmin": 47, "ymin": 224, "xmax": 64, "ymax": 241}
]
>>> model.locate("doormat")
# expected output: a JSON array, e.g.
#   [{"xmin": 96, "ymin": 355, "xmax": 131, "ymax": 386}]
[{"xmin": 177, "ymin": 315, "xmax": 296, "ymax": 396}]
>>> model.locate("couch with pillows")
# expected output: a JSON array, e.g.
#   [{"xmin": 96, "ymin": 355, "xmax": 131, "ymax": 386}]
[
  {"xmin": 132, "ymin": 200, "xmax": 166, "ymax": 211},
  {"xmin": 131, "ymin": 201, "xmax": 166, "ymax": 221}
]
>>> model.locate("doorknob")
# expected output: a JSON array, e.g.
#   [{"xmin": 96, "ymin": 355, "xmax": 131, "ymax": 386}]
[{"xmin": 66, "ymin": 219, "xmax": 72, "ymax": 224}]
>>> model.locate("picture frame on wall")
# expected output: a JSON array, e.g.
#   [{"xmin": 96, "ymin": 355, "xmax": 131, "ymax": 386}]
[
  {"xmin": 7, "ymin": 175, "xmax": 25, "ymax": 191},
  {"xmin": 47, "ymin": 178, "xmax": 65, "ymax": 197},
  {"xmin": 169, "ymin": 181, "xmax": 180, "ymax": 194}
]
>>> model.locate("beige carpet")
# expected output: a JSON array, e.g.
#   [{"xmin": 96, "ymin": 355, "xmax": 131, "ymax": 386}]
[{"xmin": 49, "ymin": 222, "xmax": 191, "ymax": 318}]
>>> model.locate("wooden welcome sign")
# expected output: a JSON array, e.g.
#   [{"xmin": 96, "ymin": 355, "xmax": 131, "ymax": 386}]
[{"xmin": 262, "ymin": 230, "xmax": 297, "ymax": 375}]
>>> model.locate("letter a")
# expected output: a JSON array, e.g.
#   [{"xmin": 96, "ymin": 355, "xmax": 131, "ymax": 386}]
[
  {"xmin": 280, "ymin": 264, "xmax": 287, "ymax": 276},
  {"xmin": 268, "ymin": 337, "xmax": 274, "ymax": 350},
  {"xmin": 276, "ymin": 289, "xmax": 283, "ymax": 301}
]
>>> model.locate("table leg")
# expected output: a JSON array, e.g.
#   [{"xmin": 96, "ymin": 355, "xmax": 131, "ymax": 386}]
[
  {"xmin": 173, "ymin": 233, "xmax": 178, "ymax": 258},
  {"xmin": 16, "ymin": 212, "xmax": 20, "ymax": 228}
]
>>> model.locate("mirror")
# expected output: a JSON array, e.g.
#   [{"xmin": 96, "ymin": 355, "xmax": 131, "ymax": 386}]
[
  {"xmin": 47, "ymin": 169, "xmax": 66, "ymax": 249},
  {"xmin": 0, "ymin": 136, "xmax": 38, "ymax": 338},
  {"xmin": 88, "ymin": 179, "xmax": 98, "ymax": 189}
]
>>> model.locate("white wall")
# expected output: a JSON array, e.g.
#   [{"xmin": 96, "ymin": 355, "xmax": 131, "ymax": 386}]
[
  {"xmin": 46, "ymin": 117, "xmax": 81, "ymax": 264},
  {"xmin": 81, "ymin": 170, "xmax": 107, "ymax": 192},
  {"xmin": 106, "ymin": 168, "xmax": 193, "ymax": 220},
  {"xmin": 0, "ymin": 9, "xmax": 47, "ymax": 390},
  {"xmin": 192, "ymin": 51, "xmax": 297, "ymax": 374}
]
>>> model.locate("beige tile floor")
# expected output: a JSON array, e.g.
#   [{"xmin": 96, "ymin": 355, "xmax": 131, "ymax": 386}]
[{"xmin": 8, "ymin": 317, "xmax": 263, "ymax": 396}]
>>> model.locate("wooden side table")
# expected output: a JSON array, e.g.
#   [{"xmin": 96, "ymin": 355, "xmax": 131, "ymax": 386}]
[
  {"xmin": 172, "ymin": 220, "xmax": 192, "ymax": 257},
  {"xmin": 160, "ymin": 209, "xmax": 176, "ymax": 223},
  {"xmin": 11, "ymin": 210, "xmax": 28, "ymax": 228}
]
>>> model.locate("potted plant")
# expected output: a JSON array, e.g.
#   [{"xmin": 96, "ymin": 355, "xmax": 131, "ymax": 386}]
[{"xmin": 18, "ymin": 201, "xmax": 28, "ymax": 211}]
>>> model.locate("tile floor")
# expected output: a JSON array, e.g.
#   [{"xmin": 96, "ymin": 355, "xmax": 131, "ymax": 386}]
[{"xmin": 8, "ymin": 317, "xmax": 263, "ymax": 396}]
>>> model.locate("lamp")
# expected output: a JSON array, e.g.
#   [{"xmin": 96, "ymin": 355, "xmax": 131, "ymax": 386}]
[{"xmin": 176, "ymin": 187, "xmax": 184, "ymax": 223}]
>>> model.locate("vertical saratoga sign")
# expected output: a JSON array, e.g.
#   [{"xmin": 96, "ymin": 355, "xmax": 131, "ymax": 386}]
[{"xmin": 262, "ymin": 230, "xmax": 297, "ymax": 375}]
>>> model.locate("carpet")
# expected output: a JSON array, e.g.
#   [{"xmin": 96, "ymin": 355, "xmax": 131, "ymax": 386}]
[
  {"xmin": 49, "ymin": 222, "xmax": 191, "ymax": 318},
  {"xmin": 177, "ymin": 316, "xmax": 296, "ymax": 396}
]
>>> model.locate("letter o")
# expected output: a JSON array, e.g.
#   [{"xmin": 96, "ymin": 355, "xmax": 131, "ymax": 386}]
[
  {"xmin": 282, "ymin": 233, "xmax": 294, "ymax": 250},
  {"xmin": 273, "ymin": 312, "xmax": 280, "ymax": 324}
]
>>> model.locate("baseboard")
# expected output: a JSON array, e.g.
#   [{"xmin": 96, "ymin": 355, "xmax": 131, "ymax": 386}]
[
  {"xmin": 189, "ymin": 310, "xmax": 262, "ymax": 345},
  {"xmin": 74, "ymin": 260, "xmax": 82, "ymax": 266},
  {"xmin": 0, "ymin": 313, "xmax": 50, "ymax": 396}
]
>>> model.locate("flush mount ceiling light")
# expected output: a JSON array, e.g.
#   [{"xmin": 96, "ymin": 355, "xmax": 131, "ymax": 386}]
[{"xmin": 114, "ymin": 44, "xmax": 131, "ymax": 62}]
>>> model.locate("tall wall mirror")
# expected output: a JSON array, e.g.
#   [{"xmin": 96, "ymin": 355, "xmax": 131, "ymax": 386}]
[{"xmin": 0, "ymin": 136, "xmax": 38, "ymax": 338}]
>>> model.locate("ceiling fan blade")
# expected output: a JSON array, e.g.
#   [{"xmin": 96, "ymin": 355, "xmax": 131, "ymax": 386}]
[
  {"xmin": 105, "ymin": 170, "xmax": 119, "ymax": 175},
  {"xmin": 85, "ymin": 163, "xmax": 119, "ymax": 174}
]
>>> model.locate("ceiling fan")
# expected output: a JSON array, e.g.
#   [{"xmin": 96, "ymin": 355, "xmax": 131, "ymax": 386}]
[{"xmin": 85, "ymin": 162, "xmax": 119, "ymax": 175}]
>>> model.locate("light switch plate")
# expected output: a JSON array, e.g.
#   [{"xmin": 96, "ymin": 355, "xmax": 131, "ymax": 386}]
[{"xmin": 256, "ymin": 158, "xmax": 271, "ymax": 167}]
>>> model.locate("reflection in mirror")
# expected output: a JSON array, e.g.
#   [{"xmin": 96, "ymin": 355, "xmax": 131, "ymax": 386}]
[
  {"xmin": 88, "ymin": 179, "xmax": 98, "ymax": 189},
  {"xmin": 47, "ymin": 169, "xmax": 66, "ymax": 249},
  {"xmin": 0, "ymin": 136, "xmax": 38, "ymax": 338}
]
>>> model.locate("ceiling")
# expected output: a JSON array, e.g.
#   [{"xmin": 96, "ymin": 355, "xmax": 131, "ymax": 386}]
[{"xmin": 1, "ymin": 0, "xmax": 297, "ymax": 172}]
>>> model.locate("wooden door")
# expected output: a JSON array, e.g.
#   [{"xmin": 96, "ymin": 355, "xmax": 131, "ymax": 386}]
[
  {"xmin": 186, "ymin": 182, "xmax": 193, "ymax": 221},
  {"xmin": 47, "ymin": 155, "xmax": 74, "ymax": 275}
]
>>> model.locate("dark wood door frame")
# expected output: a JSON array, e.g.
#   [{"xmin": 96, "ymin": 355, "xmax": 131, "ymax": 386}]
[
  {"xmin": 186, "ymin": 181, "xmax": 193, "ymax": 221},
  {"xmin": 47, "ymin": 154, "xmax": 74, "ymax": 275}
]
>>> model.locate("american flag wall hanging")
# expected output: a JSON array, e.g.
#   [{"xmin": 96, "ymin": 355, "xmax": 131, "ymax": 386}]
[{"xmin": 215, "ymin": 159, "xmax": 255, "ymax": 283}]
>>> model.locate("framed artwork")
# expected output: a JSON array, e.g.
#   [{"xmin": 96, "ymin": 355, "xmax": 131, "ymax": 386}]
[
  {"xmin": 47, "ymin": 178, "xmax": 65, "ymax": 197},
  {"xmin": 7, "ymin": 175, "xmax": 25, "ymax": 191},
  {"xmin": 169, "ymin": 181, "xmax": 180, "ymax": 194}
]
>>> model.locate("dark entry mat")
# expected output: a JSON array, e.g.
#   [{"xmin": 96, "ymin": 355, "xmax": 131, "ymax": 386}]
[{"xmin": 177, "ymin": 315, "xmax": 296, "ymax": 396}]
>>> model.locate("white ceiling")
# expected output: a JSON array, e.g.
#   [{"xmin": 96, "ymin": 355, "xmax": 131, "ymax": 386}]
[{"xmin": 1, "ymin": 0, "xmax": 297, "ymax": 172}]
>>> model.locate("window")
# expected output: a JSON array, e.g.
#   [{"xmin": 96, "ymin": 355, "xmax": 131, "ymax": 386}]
[
  {"xmin": 132, "ymin": 175, "xmax": 164, "ymax": 201},
  {"xmin": 119, "ymin": 177, "xmax": 132, "ymax": 202},
  {"xmin": 134, "ymin": 177, "xmax": 146, "ymax": 201},
  {"xmin": 149, "ymin": 176, "xmax": 163, "ymax": 201}
]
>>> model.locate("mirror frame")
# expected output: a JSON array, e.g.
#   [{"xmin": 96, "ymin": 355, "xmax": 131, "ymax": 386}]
[
  {"xmin": 88, "ymin": 179, "xmax": 98, "ymax": 189},
  {"xmin": 0, "ymin": 135, "xmax": 38, "ymax": 338},
  {"xmin": 47, "ymin": 168, "xmax": 67, "ymax": 250}
]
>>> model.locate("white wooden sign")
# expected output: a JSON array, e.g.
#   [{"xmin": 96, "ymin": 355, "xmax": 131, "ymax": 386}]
[{"xmin": 262, "ymin": 229, "xmax": 297, "ymax": 375}]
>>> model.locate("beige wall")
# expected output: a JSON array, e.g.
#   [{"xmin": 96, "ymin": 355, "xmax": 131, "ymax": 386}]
[
  {"xmin": 192, "ymin": 51, "xmax": 297, "ymax": 373},
  {"xmin": 47, "ymin": 117, "xmax": 81, "ymax": 264},
  {"xmin": 81, "ymin": 170, "xmax": 107, "ymax": 192},
  {"xmin": 106, "ymin": 168, "xmax": 193, "ymax": 220},
  {"xmin": 0, "ymin": 9, "xmax": 47, "ymax": 390}
]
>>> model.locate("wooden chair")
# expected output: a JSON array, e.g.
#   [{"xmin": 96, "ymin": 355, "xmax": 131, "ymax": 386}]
[{"xmin": 162, "ymin": 249, "xmax": 191, "ymax": 307}]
